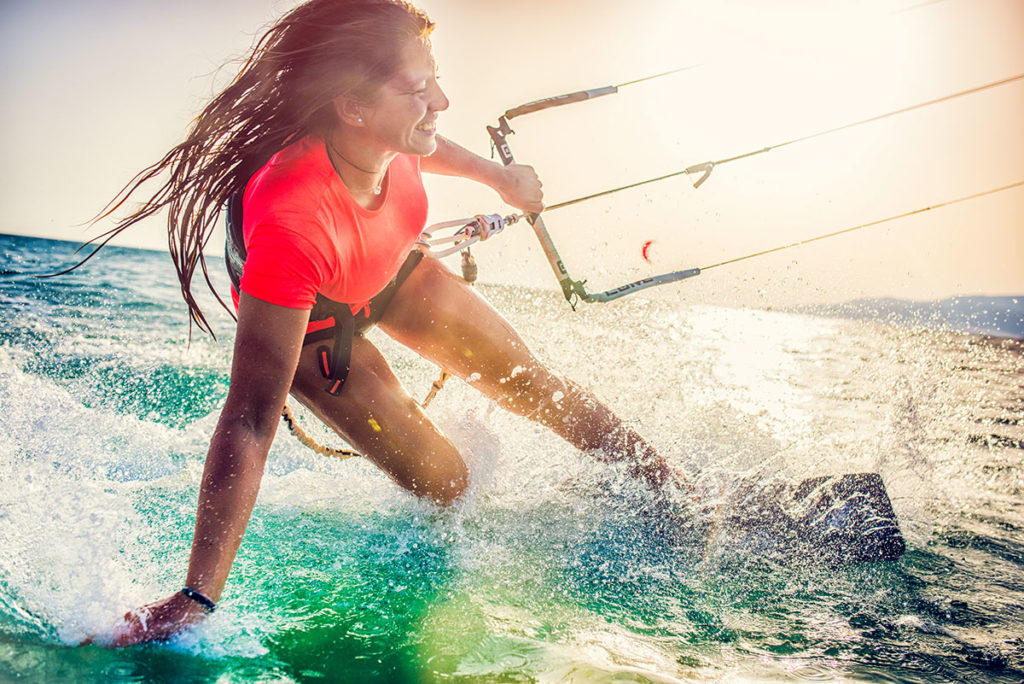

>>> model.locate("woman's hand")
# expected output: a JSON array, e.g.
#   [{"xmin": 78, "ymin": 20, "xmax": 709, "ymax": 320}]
[
  {"xmin": 495, "ymin": 163, "xmax": 544, "ymax": 214},
  {"xmin": 81, "ymin": 591, "xmax": 208, "ymax": 648}
]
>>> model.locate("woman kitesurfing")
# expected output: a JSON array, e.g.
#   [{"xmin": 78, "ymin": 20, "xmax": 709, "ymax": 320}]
[{"xmin": 79, "ymin": 0, "xmax": 688, "ymax": 646}]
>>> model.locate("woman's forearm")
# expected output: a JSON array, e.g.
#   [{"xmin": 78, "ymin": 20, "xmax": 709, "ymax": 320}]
[
  {"xmin": 183, "ymin": 417, "xmax": 276, "ymax": 601},
  {"xmin": 181, "ymin": 293, "xmax": 308, "ymax": 602},
  {"xmin": 422, "ymin": 136, "xmax": 544, "ymax": 213},
  {"xmin": 421, "ymin": 136, "xmax": 504, "ymax": 185}
]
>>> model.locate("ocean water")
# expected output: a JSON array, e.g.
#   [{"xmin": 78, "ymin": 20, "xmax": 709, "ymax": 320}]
[{"xmin": 1, "ymin": 232, "xmax": 1022, "ymax": 683}]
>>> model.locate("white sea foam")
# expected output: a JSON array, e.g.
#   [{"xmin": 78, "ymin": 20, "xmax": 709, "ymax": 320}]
[{"xmin": 3, "ymin": 241, "xmax": 1023, "ymax": 679}]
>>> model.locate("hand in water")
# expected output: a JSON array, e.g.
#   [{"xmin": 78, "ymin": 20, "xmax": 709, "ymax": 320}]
[
  {"xmin": 81, "ymin": 592, "xmax": 208, "ymax": 648},
  {"xmin": 496, "ymin": 164, "xmax": 544, "ymax": 214}
]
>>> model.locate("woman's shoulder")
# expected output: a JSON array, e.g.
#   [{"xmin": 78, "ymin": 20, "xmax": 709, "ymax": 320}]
[{"xmin": 244, "ymin": 137, "xmax": 334, "ymax": 215}]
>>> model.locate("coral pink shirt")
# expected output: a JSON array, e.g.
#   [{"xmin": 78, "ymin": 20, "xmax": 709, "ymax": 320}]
[{"xmin": 236, "ymin": 136, "xmax": 428, "ymax": 315}]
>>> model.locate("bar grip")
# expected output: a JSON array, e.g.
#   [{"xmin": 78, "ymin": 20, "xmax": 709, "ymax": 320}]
[{"xmin": 504, "ymin": 86, "xmax": 618, "ymax": 120}]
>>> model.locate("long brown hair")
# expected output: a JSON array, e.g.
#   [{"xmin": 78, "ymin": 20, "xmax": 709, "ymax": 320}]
[{"xmin": 74, "ymin": 0, "xmax": 434, "ymax": 336}]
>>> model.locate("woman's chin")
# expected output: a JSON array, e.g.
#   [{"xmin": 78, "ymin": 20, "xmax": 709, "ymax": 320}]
[{"xmin": 411, "ymin": 130, "xmax": 438, "ymax": 155}]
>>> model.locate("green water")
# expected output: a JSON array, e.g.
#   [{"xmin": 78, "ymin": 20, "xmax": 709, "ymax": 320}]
[{"xmin": 2, "ymin": 233, "xmax": 1024, "ymax": 682}]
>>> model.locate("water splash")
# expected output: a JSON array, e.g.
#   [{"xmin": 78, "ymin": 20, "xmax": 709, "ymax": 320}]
[{"xmin": 2, "ymin": 235, "xmax": 1023, "ymax": 681}]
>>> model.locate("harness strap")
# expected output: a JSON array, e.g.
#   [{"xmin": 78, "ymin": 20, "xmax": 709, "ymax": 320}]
[
  {"xmin": 371, "ymin": 250, "xmax": 424, "ymax": 318},
  {"xmin": 313, "ymin": 310, "xmax": 356, "ymax": 396},
  {"xmin": 302, "ymin": 251, "xmax": 424, "ymax": 397},
  {"xmin": 226, "ymin": 190, "xmax": 424, "ymax": 401},
  {"xmin": 225, "ymin": 192, "xmax": 246, "ymax": 292}
]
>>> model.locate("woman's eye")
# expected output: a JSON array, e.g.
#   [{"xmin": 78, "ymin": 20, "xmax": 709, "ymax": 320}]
[{"xmin": 414, "ymin": 76, "xmax": 439, "ymax": 94}]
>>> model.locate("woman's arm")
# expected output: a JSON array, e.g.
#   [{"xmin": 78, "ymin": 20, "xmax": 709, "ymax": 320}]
[
  {"xmin": 421, "ymin": 136, "xmax": 544, "ymax": 213},
  {"xmin": 90, "ymin": 294, "xmax": 309, "ymax": 647}
]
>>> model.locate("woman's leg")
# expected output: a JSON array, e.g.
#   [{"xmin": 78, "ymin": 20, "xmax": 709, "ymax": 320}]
[
  {"xmin": 378, "ymin": 257, "xmax": 674, "ymax": 490},
  {"xmin": 289, "ymin": 334, "xmax": 469, "ymax": 504}
]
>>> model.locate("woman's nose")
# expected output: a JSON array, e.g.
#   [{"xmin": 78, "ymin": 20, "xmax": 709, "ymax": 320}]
[{"xmin": 431, "ymin": 81, "xmax": 450, "ymax": 112}]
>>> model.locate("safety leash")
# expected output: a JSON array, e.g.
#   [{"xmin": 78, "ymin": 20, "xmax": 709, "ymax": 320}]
[
  {"xmin": 417, "ymin": 213, "xmax": 521, "ymax": 258},
  {"xmin": 420, "ymin": 242, "xmax": 481, "ymax": 408},
  {"xmin": 281, "ymin": 405, "xmax": 360, "ymax": 460}
]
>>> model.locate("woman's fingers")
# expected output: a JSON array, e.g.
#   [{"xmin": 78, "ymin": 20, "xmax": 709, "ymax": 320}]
[
  {"xmin": 82, "ymin": 593, "xmax": 208, "ymax": 648},
  {"xmin": 497, "ymin": 164, "xmax": 544, "ymax": 213}
]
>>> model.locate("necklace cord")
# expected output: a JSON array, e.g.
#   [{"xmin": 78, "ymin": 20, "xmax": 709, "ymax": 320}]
[{"xmin": 325, "ymin": 138, "xmax": 385, "ymax": 194}]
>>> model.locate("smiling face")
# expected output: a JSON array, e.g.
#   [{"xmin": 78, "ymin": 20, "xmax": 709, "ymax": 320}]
[{"xmin": 357, "ymin": 39, "xmax": 449, "ymax": 157}]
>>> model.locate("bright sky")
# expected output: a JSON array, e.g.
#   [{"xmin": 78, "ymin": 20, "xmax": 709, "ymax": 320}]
[{"xmin": 1, "ymin": 0, "xmax": 1021, "ymax": 307}]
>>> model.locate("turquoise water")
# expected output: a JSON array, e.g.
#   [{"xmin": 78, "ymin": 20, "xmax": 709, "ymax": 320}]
[{"xmin": 2, "ymin": 232, "xmax": 1023, "ymax": 682}]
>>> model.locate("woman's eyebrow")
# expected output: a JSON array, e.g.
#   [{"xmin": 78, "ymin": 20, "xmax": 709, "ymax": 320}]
[{"xmin": 394, "ymin": 68, "xmax": 434, "ymax": 89}]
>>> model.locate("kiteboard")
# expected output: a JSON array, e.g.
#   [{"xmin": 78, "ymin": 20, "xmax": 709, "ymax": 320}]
[{"xmin": 702, "ymin": 471, "xmax": 906, "ymax": 565}]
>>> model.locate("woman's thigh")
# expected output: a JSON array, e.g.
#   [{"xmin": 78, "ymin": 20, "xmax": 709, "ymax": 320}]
[
  {"xmin": 375, "ymin": 257, "xmax": 671, "ymax": 488},
  {"xmin": 377, "ymin": 257, "xmax": 563, "ymax": 409},
  {"xmin": 288, "ymin": 333, "xmax": 468, "ymax": 504}
]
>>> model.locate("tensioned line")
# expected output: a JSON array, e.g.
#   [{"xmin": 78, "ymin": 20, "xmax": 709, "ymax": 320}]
[
  {"xmin": 700, "ymin": 180, "xmax": 1024, "ymax": 271},
  {"xmin": 544, "ymin": 72, "xmax": 1024, "ymax": 212}
]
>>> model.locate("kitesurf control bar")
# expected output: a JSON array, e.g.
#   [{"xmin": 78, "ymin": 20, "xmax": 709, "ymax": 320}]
[
  {"xmin": 500, "ymin": 67, "xmax": 699, "ymax": 123},
  {"xmin": 488, "ymin": 101, "xmax": 700, "ymax": 308},
  {"xmin": 483, "ymin": 68, "xmax": 1024, "ymax": 308},
  {"xmin": 485, "ymin": 66, "xmax": 703, "ymax": 306},
  {"xmin": 503, "ymin": 86, "xmax": 618, "ymax": 121}
]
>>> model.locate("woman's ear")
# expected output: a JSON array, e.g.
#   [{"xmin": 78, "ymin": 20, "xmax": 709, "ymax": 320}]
[{"xmin": 333, "ymin": 96, "xmax": 367, "ymax": 127}]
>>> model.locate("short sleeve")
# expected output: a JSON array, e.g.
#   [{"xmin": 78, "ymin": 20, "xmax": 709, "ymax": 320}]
[{"xmin": 239, "ymin": 221, "xmax": 329, "ymax": 310}]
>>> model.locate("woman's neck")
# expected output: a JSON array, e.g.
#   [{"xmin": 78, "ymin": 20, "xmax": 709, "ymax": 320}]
[{"xmin": 325, "ymin": 129, "xmax": 395, "ymax": 208}]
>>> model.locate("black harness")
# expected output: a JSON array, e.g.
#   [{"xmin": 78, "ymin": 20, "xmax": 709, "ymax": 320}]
[{"xmin": 225, "ymin": 192, "xmax": 423, "ymax": 396}]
